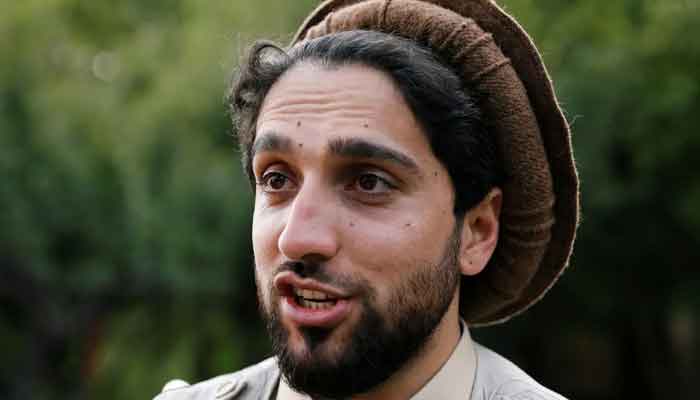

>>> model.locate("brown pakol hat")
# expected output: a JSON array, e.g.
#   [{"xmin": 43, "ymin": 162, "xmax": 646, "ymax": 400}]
[{"xmin": 291, "ymin": 0, "xmax": 579, "ymax": 326}]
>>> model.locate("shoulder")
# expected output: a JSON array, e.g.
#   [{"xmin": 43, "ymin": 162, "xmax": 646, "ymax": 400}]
[
  {"xmin": 472, "ymin": 343, "xmax": 568, "ymax": 400},
  {"xmin": 153, "ymin": 357, "xmax": 280, "ymax": 400}
]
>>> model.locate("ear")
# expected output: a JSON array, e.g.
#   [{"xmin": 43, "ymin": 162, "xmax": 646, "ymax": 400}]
[{"xmin": 458, "ymin": 188, "xmax": 502, "ymax": 276}]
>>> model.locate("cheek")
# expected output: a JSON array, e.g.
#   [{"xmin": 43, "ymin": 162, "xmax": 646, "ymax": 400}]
[
  {"xmin": 343, "ymin": 211, "xmax": 453, "ymax": 299},
  {"xmin": 252, "ymin": 212, "xmax": 282, "ymax": 303},
  {"xmin": 252, "ymin": 208, "xmax": 281, "ymax": 264},
  {"xmin": 254, "ymin": 266, "xmax": 271, "ymax": 306},
  {"xmin": 344, "ymin": 202, "xmax": 453, "ymax": 267}
]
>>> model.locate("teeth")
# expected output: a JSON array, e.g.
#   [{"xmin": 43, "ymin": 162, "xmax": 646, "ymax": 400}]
[
  {"xmin": 293, "ymin": 288, "xmax": 332, "ymax": 301},
  {"xmin": 292, "ymin": 287, "xmax": 339, "ymax": 309},
  {"xmin": 299, "ymin": 298, "xmax": 335, "ymax": 309}
]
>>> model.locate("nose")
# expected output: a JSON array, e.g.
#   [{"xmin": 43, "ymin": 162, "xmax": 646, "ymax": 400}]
[{"xmin": 277, "ymin": 182, "xmax": 340, "ymax": 262}]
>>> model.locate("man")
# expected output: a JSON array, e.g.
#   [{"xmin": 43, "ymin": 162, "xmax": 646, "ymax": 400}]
[{"xmin": 155, "ymin": 0, "xmax": 579, "ymax": 399}]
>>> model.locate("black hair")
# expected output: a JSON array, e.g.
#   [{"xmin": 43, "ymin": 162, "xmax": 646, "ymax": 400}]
[{"xmin": 228, "ymin": 30, "xmax": 503, "ymax": 215}]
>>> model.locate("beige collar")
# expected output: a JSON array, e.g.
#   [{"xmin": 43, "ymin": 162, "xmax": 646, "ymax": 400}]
[{"xmin": 276, "ymin": 320, "xmax": 476, "ymax": 400}]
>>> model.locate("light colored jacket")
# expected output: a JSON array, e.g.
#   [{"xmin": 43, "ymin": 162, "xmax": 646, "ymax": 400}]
[{"xmin": 154, "ymin": 343, "xmax": 567, "ymax": 400}]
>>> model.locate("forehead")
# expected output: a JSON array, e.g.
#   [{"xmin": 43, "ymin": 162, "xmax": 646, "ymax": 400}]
[{"xmin": 254, "ymin": 62, "xmax": 435, "ymax": 164}]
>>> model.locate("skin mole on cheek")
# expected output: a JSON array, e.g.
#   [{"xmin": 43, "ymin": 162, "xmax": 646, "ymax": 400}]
[
  {"xmin": 349, "ymin": 222, "xmax": 355, "ymax": 227},
  {"xmin": 363, "ymin": 123, "xmax": 369, "ymax": 128},
  {"xmin": 298, "ymin": 143, "xmax": 303, "ymax": 148},
  {"xmin": 404, "ymin": 223, "xmax": 412, "ymax": 228},
  {"xmin": 297, "ymin": 121, "xmax": 301, "ymax": 127},
  {"xmin": 434, "ymin": 171, "xmax": 438, "ymax": 177}
]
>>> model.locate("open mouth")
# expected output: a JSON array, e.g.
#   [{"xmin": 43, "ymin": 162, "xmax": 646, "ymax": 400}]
[
  {"xmin": 294, "ymin": 288, "xmax": 339, "ymax": 310},
  {"xmin": 274, "ymin": 271, "xmax": 353, "ymax": 327}
]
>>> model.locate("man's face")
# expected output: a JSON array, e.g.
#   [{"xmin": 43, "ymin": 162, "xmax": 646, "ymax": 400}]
[{"xmin": 251, "ymin": 62, "xmax": 461, "ymax": 397}]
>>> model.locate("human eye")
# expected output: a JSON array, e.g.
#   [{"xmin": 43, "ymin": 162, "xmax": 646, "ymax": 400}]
[
  {"xmin": 346, "ymin": 171, "xmax": 397, "ymax": 197},
  {"xmin": 257, "ymin": 169, "xmax": 297, "ymax": 194}
]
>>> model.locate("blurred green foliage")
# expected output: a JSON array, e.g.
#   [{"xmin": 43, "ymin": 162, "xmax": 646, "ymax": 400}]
[{"xmin": 1, "ymin": 1, "xmax": 698, "ymax": 399}]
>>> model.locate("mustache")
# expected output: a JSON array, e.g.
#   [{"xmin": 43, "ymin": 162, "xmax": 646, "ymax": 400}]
[
  {"xmin": 272, "ymin": 259, "xmax": 369, "ymax": 295},
  {"xmin": 276, "ymin": 259, "xmax": 321, "ymax": 279}
]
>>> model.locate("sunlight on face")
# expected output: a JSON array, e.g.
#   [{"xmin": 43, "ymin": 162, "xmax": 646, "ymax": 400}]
[{"xmin": 251, "ymin": 62, "xmax": 461, "ymax": 397}]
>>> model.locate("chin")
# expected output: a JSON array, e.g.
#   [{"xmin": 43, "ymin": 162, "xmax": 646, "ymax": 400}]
[{"xmin": 284, "ymin": 317, "xmax": 354, "ymax": 362}]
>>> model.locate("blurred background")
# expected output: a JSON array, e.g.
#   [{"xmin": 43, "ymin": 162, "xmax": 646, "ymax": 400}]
[{"xmin": 1, "ymin": 0, "xmax": 698, "ymax": 399}]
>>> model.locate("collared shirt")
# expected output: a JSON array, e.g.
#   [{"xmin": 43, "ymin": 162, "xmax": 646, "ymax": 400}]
[
  {"xmin": 276, "ymin": 320, "xmax": 476, "ymax": 400},
  {"xmin": 154, "ymin": 323, "xmax": 569, "ymax": 400}
]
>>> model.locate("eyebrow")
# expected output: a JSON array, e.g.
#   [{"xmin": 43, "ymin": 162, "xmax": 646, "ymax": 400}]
[
  {"xmin": 328, "ymin": 137, "xmax": 419, "ymax": 173},
  {"xmin": 251, "ymin": 132, "xmax": 420, "ymax": 174},
  {"xmin": 251, "ymin": 132, "xmax": 293, "ymax": 159}
]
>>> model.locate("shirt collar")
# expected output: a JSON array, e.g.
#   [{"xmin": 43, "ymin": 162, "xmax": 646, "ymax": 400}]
[
  {"xmin": 276, "ymin": 319, "xmax": 476, "ymax": 400},
  {"xmin": 410, "ymin": 319, "xmax": 476, "ymax": 400}
]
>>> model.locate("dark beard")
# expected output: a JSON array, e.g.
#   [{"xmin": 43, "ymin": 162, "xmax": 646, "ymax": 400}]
[{"xmin": 259, "ymin": 226, "xmax": 461, "ymax": 399}]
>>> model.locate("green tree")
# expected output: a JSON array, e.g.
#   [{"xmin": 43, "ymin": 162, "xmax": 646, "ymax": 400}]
[{"xmin": 1, "ymin": 1, "xmax": 698, "ymax": 399}]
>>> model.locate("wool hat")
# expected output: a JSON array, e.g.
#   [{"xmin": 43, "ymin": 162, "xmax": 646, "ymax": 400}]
[{"xmin": 291, "ymin": 0, "xmax": 580, "ymax": 326}]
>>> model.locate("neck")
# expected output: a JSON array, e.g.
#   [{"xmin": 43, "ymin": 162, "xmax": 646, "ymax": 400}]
[{"xmin": 351, "ymin": 295, "xmax": 462, "ymax": 400}]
